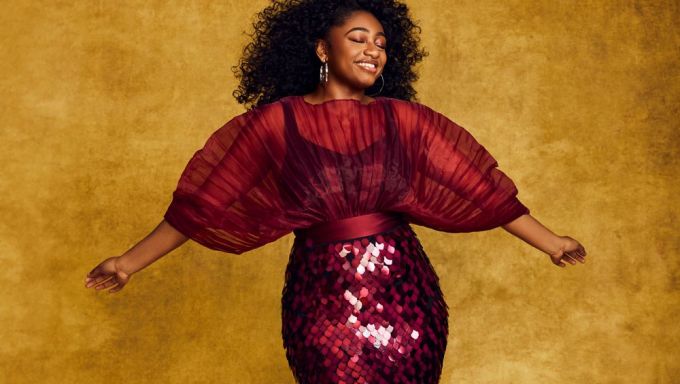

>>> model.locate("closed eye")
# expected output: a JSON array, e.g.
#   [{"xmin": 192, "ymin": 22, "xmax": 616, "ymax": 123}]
[{"xmin": 349, "ymin": 38, "xmax": 386, "ymax": 49}]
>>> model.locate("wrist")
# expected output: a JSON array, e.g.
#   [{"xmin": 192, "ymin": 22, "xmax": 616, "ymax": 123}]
[
  {"xmin": 115, "ymin": 254, "xmax": 137, "ymax": 276},
  {"xmin": 544, "ymin": 234, "xmax": 565, "ymax": 256}
]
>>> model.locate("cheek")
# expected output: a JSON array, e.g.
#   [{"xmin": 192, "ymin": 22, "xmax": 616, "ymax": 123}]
[
  {"xmin": 335, "ymin": 52, "xmax": 360, "ymax": 69},
  {"xmin": 339, "ymin": 43, "xmax": 364, "ymax": 58}
]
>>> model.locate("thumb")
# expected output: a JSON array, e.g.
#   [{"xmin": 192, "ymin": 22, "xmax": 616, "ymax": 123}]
[
  {"xmin": 549, "ymin": 249, "xmax": 566, "ymax": 268},
  {"xmin": 116, "ymin": 269, "xmax": 130, "ymax": 281},
  {"xmin": 113, "ymin": 257, "xmax": 131, "ymax": 280}
]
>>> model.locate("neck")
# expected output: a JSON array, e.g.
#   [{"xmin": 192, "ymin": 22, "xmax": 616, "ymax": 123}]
[{"xmin": 304, "ymin": 83, "xmax": 373, "ymax": 105}]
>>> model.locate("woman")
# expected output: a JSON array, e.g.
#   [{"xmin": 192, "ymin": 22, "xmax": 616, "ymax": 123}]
[{"xmin": 84, "ymin": 1, "xmax": 587, "ymax": 383}]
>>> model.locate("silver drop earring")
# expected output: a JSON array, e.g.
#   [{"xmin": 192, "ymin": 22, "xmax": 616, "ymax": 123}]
[{"xmin": 319, "ymin": 61, "xmax": 329, "ymax": 85}]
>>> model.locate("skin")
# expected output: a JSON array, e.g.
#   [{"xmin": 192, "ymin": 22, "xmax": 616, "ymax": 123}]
[
  {"xmin": 303, "ymin": 10, "xmax": 387, "ymax": 105},
  {"xmin": 84, "ymin": 10, "xmax": 586, "ymax": 294}
]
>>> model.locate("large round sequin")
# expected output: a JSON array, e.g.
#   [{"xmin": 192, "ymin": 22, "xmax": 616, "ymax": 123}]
[{"xmin": 281, "ymin": 222, "xmax": 449, "ymax": 384}]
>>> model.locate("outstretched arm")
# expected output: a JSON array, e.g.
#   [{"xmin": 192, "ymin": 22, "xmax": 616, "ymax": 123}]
[
  {"xmin": 85, "ymin": 220, "xmax": 189, "ymax": 293},
  {"xmin": 502, "ymin": 214, "xmax": 587, "ymax": 267},
  {"xmin": 116, "ymin": 219, "xmax": 189, "ymax": 275}
]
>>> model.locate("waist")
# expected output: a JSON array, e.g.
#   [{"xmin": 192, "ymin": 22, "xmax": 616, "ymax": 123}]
[{"xmin": 293, "ymin": 211, "xmax": 407, "ymax": 245}]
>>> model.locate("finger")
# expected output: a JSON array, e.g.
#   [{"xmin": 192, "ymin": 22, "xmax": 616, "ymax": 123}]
[
  {"xmin": 100, "ymin": 280, "xmax": 120, "ymax": 292},
  {"xmin": 561, "ymin": 253, "xmax": 577, "ymax": 265},
  {"xmin": 568, "ymin": 253, "xmax": 582, "ymax": 264},
  {"xmin": 95, "ymin": 277, "xmax": 118, "ymax": 290},
  {"xmin": 109, "ymin": 283, "xmax": 123, "ymax": 293},
  {"xmin": 86, "ymin": 278, "xmax": 100, "ymax": 288},
  {"xmin": 88, "ymin": 275, "xmax": 113, "ymax": 288},
  {"xmin": 86, "ymin": 268, "xmax": 107, "ymax": 284},
  {"xmin": 86, "ymin": 277, "xmax": 102, "ymax": 288},
  {"xmin": 85, "ymin": 272, "xmax": 99, "ymax": 283},
  {"xmin": 576, "ymin": 245, "xmax": 586, "ymax": 256},
  {"xmin": 571, "ymin": 252, "xmax": 585, "ymax": 263},
  {"xmin": 572, "ymin": 255, "xmax": 585, "ymax": 263},
  {"xmin": 87, "ymin": 267, "xmax": 101, "ymax": 277},
  {"xmin": 570, "ymin": 252, "xmax": 585, "ymax": 263},
  {"xmin": 553, "ymin": 258, "xmax": 566, "ymax": 268},
  {"xmin": 95, "ymin": 280, "xmax": 114, "ymax": 290}
]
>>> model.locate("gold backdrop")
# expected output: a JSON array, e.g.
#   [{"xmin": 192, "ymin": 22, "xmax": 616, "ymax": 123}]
[{"xmin": 1, "ymin": 1, "xmax": 677, "ymax": 383}]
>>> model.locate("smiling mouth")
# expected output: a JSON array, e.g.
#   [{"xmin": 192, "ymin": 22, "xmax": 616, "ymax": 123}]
[{"xmin": 355, "ymin": 62, "xmax": 378, "ymax": 73}]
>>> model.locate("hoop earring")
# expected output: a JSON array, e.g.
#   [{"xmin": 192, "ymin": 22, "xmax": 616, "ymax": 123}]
[
  {"xmin": 319, "ymin": 61, "xmax": 329, "ymax": 85},
  {"xmin": 367, "ymin": 73, "xmax": 385, "ymax": 97}
]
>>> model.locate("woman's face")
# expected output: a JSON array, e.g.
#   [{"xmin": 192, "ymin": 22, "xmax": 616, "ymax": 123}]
[{"xmin": 319, "ymin": 10, "xmax": 387, "ymax": 92}]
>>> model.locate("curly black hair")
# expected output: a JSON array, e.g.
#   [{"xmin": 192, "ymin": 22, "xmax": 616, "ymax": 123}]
[{"xmin": 230, "ymin": 0, "xmax": 429, "ymax": 110}]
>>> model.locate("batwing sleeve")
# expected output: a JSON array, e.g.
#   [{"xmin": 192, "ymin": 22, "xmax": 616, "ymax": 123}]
[
  {"xmin": 163, "ymin": 103, "xmax": 289, "ymax": 254},
  {"xmin": 397, "ymin": 102, "xmax": 530, "ymax": 232}
]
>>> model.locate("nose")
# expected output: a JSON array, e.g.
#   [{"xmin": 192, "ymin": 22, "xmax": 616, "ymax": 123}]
[{"xmin": 364, "ymin": 42, "xmax": 381, "ymax": 57}]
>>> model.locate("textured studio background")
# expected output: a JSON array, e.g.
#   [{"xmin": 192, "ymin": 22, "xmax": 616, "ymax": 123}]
[{"xmin": 1, "ymin": 1, "xmax": 678, "ymax": 383}]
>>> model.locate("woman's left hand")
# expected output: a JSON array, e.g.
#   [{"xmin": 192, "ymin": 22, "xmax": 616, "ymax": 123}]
[{"xmin": 548, "ymin": 235, "xmax": 587, "ymax": 268}]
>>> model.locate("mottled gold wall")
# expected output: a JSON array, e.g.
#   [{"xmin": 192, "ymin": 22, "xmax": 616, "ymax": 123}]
[{"xmin": 1, "ymin": 1, "xmax": 677, "ymax": 383}]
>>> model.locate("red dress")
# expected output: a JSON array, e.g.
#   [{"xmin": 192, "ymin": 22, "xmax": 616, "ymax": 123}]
[{"xmin": 164, "ymin": 95, "xmax": 530, "ymax": 383}]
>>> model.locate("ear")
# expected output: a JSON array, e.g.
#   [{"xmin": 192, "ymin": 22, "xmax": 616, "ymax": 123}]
[{"xmin": 314, "ymin": 39, "xmax": 329, "ymax": 62}]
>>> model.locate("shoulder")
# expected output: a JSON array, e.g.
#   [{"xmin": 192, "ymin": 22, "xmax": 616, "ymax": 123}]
[
  {"xmin": 233, "ymin": 98, "xmax": 286, "ymax": 124},
  {"xmin": 231, "ymin": 98, "xmax": 288, "ymax": 146},
  {"xmin": 203, "ymin": 99, "xmax": 286, "ymax": 151},
  {"xmin": 380, "ymin": 97, "xmax": 446, "ymax": 126},
  {"xmin": 383, "ymin": 97, "xmax": 441, "ymax": 115},
  {"xmin": 380, "ymin": 98, "xmax": 472, "ymax": 141},
  {"xmin": 218, "ymin": 98, "xmax": 286, "ymax": 138}
]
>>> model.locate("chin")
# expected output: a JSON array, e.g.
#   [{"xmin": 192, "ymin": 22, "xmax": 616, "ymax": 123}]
[
  {"xmin": 352, "ymin": 69, "xmax": 379, "ymax": 84},
  {"xmin": 358, "ymin": 76, "xmax": 379, "ymax": 88},
  {"xmin": 348, "ymin": 79, "xmax": 374, "ymax": 90}
]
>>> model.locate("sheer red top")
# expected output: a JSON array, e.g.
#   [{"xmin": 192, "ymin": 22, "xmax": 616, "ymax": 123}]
[{"xmin": 163, "ymin": 95, "xmax": 530, "ymax": 254}]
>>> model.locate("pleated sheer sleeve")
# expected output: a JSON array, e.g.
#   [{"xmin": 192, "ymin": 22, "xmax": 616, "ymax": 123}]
[
  {"xmin": 163, "ymin": 102, "xmax": 290, "ymax": 254},
  {"xmin": 395, "ymin": 101, "xmax": 530, "ymax": 232}
]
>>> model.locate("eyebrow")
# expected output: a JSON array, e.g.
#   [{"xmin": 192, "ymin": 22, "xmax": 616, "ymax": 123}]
[{"xmin": 344, "ymin": 27, "xmax": 387, "ymax": 38}]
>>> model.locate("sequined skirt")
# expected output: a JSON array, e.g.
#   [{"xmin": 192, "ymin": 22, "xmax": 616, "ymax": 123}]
[{"xmin": 282, "ymin": 212, "xmax": 449, "ymax": 384}]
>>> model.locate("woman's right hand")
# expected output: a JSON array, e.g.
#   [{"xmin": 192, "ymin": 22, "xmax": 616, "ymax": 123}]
[
  {"xmin": 84, "ymin": 256, "xmax": 132, "ymax": 293},
  {"xmin": 548, "ymin": 235, "xmax": 587, "ymax": 267}
]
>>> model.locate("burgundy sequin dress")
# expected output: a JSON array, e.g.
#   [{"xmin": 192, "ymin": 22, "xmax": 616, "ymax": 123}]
[{"xmin": 163, "ymin": 95, "xmax": 530, "ymax": 384}]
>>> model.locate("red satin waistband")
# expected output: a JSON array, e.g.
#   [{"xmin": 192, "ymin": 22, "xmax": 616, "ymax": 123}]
[{"xmin": 293, "ymin": 212, "xmax": 407, "ymax": 245}]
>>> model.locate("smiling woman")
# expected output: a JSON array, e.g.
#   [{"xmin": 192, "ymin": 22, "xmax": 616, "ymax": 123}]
[
  {"xmin": 229, "ymin": 0, "xmax": 428, "ymax": 109},
  {"xmin": 83, "ymin": 1, "xmax": 587, "ymax": 383},
  {"xmin": 303, "ymin": 10, "xmax": 389, "ymax": 105}
]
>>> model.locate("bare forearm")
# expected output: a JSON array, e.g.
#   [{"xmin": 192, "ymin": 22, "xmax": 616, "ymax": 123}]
[
  {"xmin": 501, "ymin": 214, "xmax": 562, "ymax": 255},
  {"xmin": 117, "ymin": 219, "xmax": 189, "ymax": 275}
]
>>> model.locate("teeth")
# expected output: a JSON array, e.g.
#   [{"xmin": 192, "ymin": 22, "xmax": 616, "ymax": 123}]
[{"xmin": 357, "ymin": 62, "xmax": 376, "ymax": 69}]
